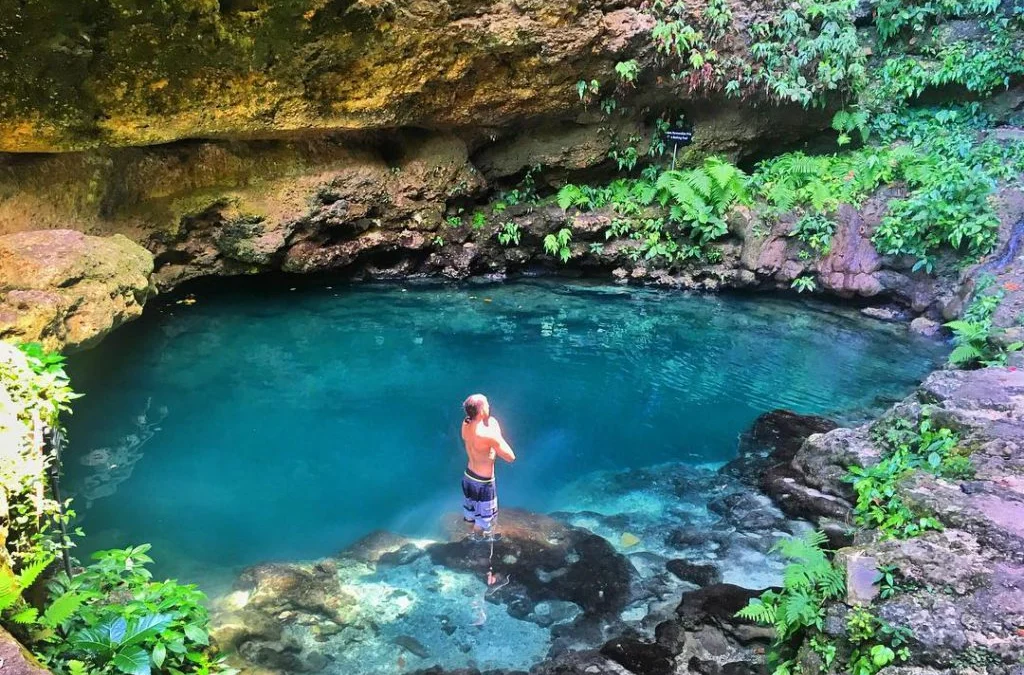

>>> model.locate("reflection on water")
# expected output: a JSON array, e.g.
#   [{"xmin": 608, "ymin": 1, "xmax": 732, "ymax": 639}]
[
  {"xmin": 64, "ymin": 280, "xmax": 946, "ymax": 589},
  {"xmin": 75, "ymin": 399, "xmax": 167, "ymax": 508}
]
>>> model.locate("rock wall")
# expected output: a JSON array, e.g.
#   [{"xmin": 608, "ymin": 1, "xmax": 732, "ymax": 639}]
[
  {"xmin": 0, "ymin": 0, "xmax": 811, "ymax": 153},
  {"xmin": 731, "ymin": 366, "xmax": 1024, "ymax": 675}
]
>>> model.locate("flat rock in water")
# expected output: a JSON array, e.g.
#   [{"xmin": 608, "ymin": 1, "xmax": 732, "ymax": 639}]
[
  {"xmin": 393, "ymin": 635, "xmax": 430, "ymax": 658},
  {"xmin": 666, "ymin": 559, "xmax": 722, "ymax": 587}
]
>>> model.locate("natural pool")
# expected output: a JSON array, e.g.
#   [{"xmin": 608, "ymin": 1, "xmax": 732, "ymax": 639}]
[{"xmin": 64, "ymin": 279, "xmax": 945, "ymax": 672}]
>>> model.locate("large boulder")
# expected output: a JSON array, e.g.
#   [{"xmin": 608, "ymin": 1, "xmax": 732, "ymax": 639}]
[
  {"xmin": 0, "ymin": 230, "xmax": 153, "ymax": 351},
  {"xmin": 0, "ymin": 626, "xmax": 49, "ymax": 675}
]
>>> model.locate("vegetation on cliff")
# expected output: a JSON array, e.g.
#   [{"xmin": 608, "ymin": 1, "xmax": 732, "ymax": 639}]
[{"xmin": 737, "ymin": 408, "xmax": 986, "ymax": 675}]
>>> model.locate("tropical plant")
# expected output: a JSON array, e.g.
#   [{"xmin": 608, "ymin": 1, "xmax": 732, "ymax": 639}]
[
  {"xmin": 575, "ymin": 79, "xmax": 600, "ymax": 103},
  {"xmin": 652, "ymin": 157, "xmax": 749, "ymax": 244},
  {"xmin": 791, "ymin": 276, "xmax": 817, "ymax": 293},
  {"xmin": 848, "ymin": 413, "xmax": 973, "ymax": 539},
  {"xmin": 543, "ymin": 228, "xmax": 573, "ymax": 263},
  {"xmin": 790, "ymin": 214, "xmax": 835, "ymax": 256},
  {"xmin": 946, "ymin": 281, "xmax": 1022, "ymax": 367},
  {"xmin": 737, "ymin": 531, "xmax": 845, "ymax": 672},
  {"xmin": 614, "ymin": 60, "xmax": 639, "ymax": 84},
  {"xmin": 497, "ymin": 222, "xmax": 521, "ymax": 246},
  {"xmin": 37, "ymin": 546, "xmax": 224, "ymax": 675}
]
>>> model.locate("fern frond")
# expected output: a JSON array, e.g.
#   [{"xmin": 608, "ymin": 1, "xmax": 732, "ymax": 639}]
[
  {"xmin": 17, "ymin": 554, "xmax": 53, "ymax": 591},
  {"xmin": 0, "ymin": 569, "xmax": 20, "ymax": 612},
  {"xmin": 949, "ymin": 343, "xmax": 982, "ymax": 365},
  {"xmin": 11, "ymin": 607, "xmax": 38, "ymax": 624},
  {"xmin": 685, "ymin": 168, "xmax": 715, "ymax": 202},
  {"xmin": 557, "ymin": 185, "xmax": 583, "ymax": 211},
  {"xmin": 736, "ymin": 598, "xmax": 777, "ymax": 625},
  {"xmin": 42, "ymin": 592, "xmax": 85, "ymax": 630}
]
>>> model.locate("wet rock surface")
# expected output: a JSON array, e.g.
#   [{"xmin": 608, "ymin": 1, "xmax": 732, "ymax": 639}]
[
  {"xmin": 427, "ymin": 510, "xmax": 633, "ymax": 618},
  {"xmin": 210, "ymin": 461, "xmax": 808, "ymax": 675}
]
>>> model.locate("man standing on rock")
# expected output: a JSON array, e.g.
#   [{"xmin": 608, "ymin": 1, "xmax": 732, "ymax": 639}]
[{"xmin": 460, "ymin": 394, "xmax": 515, "ymax": 535}]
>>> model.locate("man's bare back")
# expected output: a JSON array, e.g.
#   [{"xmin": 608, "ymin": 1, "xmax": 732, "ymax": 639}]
[
  {"xmin": 462, "ymin": 416, "xmax": 515, "ymax": 478},
  {"xmin": 460, "ymin": 394, "xmax": 514, "ymax": 533}
]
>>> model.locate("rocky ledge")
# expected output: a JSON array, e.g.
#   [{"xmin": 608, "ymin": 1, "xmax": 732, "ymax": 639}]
[
  {"xmin": 729, "ymin": 365, "xmax": 1024, "ymax": 675},
  {"xmin": 0, "ymin": 230, "xmax": 153, "ymax": 351}
]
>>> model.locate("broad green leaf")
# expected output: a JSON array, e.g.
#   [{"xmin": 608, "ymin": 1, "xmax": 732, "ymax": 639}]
[
  {"xmin": 183, "ymin": 624, "xmax": 209, "ymax": 646},
  {"xmin": 113, "ymin": 646, "xmax": 152, "ymax": 675},
  {"xmin": 152, "ymin": 642, "xmax": 167, "ymax": 669}
]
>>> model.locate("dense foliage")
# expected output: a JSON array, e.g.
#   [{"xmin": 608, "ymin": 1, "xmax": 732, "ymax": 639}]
[
  {"xmin": 553, "ymin": 0, "xmax": 1024, "ymax": 278},
  {"xmin": 737, "ymin": 532, "xmax": 912, "ymax": 675},
  {"xmin": 848, "ymin": 414, "xmax": 970, "ymax": 539},
  {"xmin": 0, "ymin": 344, "xmax": 223, "ymax": 675},
  {"xmin": 0, "ymin": 343, "xmax": 79, "ymax": 568}
]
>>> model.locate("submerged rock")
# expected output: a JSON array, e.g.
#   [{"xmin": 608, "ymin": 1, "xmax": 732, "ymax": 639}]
[
  {"xmin": 666, "ymin": 560, "xmax": 722, "ymax": 588},
  {"xmin": 236, "ymin": 559, "xmax": 358, "ymax": 625},
  {"xmin": 428, "ymin": 509, "xmax": 633, "ymax": 618}
]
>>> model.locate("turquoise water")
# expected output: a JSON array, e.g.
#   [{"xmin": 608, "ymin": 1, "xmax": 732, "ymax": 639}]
[{"xmin": 64, "ymin": 279, "xmax": 944, "ymax": 589}]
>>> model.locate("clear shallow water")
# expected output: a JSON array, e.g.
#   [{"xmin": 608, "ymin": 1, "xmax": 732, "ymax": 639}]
[{"xmin": 64, "ymin": 279, "xmax": 944, "ymax": 589}]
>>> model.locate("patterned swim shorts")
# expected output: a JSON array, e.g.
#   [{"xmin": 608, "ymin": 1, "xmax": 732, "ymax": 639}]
[{"xmin": 461, "ymin": 468, "xmax": 498, "ymax": 531}]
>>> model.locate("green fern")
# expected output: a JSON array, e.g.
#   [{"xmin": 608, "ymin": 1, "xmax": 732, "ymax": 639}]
[
  {"xmin": 737, "ymin": 596, "xmax": 777, "ymax": 624},
  {"xmin": 42, "ymin": 591, "xmax": 85, "ymax": 629},
  {"xmin": 737, "ymin": 530, "xmax": 845, "ymax": 652},
  {"xmin": 18, "ymin": 554, "xmax": 54, "ymax": 591},
  {"xmin": 557, "ymin": 184, "xmax": 587, "ymax": 211},
  {"xmin": 0, "ymin": 569, "xmax": 21, "ymax": 612},
  {"xmin": 10, "ymin": 607, "xmax": 39, "ymax": 624}
]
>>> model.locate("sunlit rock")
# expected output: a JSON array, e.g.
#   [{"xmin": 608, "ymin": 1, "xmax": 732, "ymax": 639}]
[{"xmin": 0, "ymin": 230, "xmax": 153, "ymax": 351}]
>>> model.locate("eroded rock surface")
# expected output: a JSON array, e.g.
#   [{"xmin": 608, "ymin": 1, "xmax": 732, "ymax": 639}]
[
  {"xmin": 744, "ymin": 367, "xmax": 1024, "ymax": 675},
  {"xmin": 210, "ymin": 461, "xmax": 812, "ymax": 675},
  {"xmin": 0, "ymin": 229, "xmax": 153, "ymax": 350}
]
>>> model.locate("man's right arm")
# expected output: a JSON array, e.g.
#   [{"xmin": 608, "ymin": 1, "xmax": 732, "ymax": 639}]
[{"xmin": 490, "ymin": 421, "xmax": 515, "ymax": 463}]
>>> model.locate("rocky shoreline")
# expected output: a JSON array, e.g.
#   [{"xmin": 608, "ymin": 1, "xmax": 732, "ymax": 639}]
[{"xmin": 200, "ymin": 358, "xmax": 1024, "ymax": 675}]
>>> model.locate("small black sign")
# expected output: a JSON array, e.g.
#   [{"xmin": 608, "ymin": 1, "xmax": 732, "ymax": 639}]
[{"xmin": 665, "ymin": 130, "xmax": 693, "ymax": 145}]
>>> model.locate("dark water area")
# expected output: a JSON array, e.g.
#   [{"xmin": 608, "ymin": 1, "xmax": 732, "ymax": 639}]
[{"xmin": 63, "ymin": 279, "xmax": 945, "ymax": 591}]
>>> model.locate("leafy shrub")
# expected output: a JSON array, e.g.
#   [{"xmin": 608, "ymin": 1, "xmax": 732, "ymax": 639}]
[
  {"xmin": 791, "ymin": 214, "xmax": 836, "ymax": 256},
  {"xmin": 497, "ymin": 222, "xmax": 521, "ymax": 246},
  {"xmin": 874, "ymin": 0, "xmax": 1000, "ymax": 42},
  {"xmin": 614, "ymin": 60, "xmax": 639, "ymax": 84},
  {"xmin": 946, "ymin": 278, "xmax": 1023, "ymax": 367},
  {"xmin": 791, "ymin": 276, "xmax": 817, "ymax": 293},
  {"xmin": 752, "ymin": 148, "xmax": 909, "ymax": 215},
  {"xmin": 737, "ymin": 531, "xmax": 845, "ymax": 672},
  {"xmin": 849, "ymin": 414, "xmax": 972, "ymax": 538},
  {"xmin": 845, "ymin": 607, "xmax": 913, "ymax": 675},
  {"xmin": 36, "ymin": 546, "xmax": 224, "ymax": 675},
  {"xmin": 649, "ymin": 0, "xmax": 733, "ymax": 92},
  {"xmin": 872, "ymin": 160, "xmax": 999, "ymax": 271},
  {"xmin": 748, "ymin": 0, "xmax": 866, "ymax": 107},
  {"xmin": 543, "ymin": 229, "xmax": 573, "ymax": 263},
  {"xmin": 1, "ymin": 343, "xmax": 80, "ymax": 567}
]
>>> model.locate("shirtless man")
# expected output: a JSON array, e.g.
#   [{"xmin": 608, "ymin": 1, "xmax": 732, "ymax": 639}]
[{"xmin": 460, "ymin": 394, "xmax": 515, "ymax": 534}]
